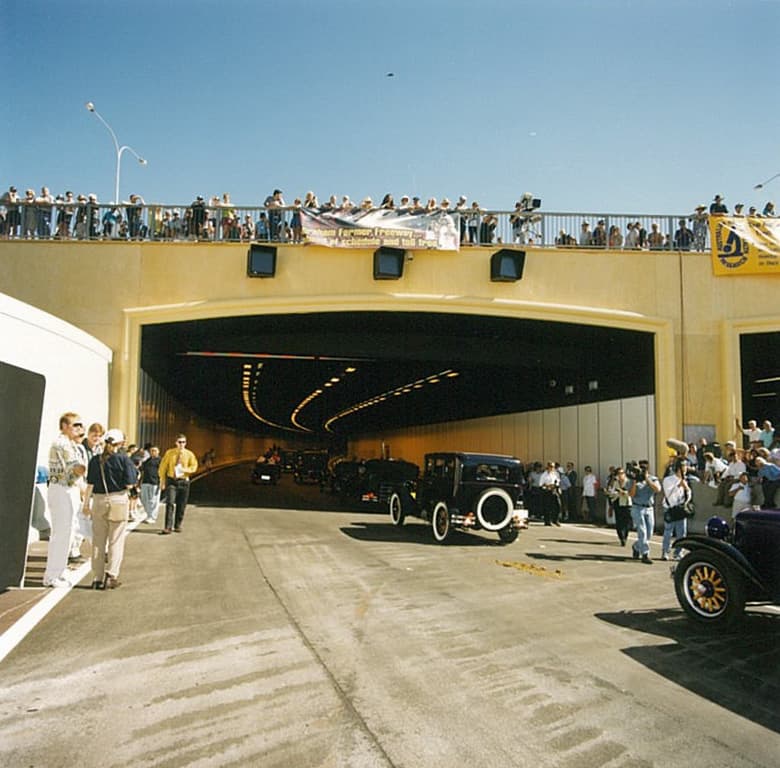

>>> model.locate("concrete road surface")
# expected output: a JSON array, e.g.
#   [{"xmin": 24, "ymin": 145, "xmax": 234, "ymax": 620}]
[{"xmin": 1, "ymin": 464, "xmax": 778, "ymax": 767}]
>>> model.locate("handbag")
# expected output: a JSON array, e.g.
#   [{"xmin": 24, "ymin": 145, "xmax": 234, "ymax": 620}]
[
  {"xmin": 663, "ymin": 482, "xmax": 695, "ymax": 523},
  {"xmin": 99, "ymin": 458, "xmax": 129, "ymax": 523}
]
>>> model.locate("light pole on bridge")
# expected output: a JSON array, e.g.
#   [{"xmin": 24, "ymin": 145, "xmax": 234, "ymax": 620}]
[{"xmin": 85, "ymin": 101, "xmax": 147, "ymax": 204}]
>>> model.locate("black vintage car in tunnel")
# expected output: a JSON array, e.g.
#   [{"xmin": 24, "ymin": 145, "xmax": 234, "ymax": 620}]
[
  {"xmin": 330, "ymin": 458, "xmax": 419, "ymax": 506},
  {"xmin": 388, "ymin": 452, "xmax": 528, "ymax": 544}
]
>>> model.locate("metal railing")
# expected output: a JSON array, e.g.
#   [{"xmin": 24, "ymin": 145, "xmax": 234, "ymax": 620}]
[{"xmin": 0, "ymin": 201, "xmax": 713, "ymax": 251}]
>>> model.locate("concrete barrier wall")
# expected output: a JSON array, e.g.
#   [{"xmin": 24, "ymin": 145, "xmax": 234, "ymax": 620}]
[{"xmin": 347, "ymin": 394, "xmax": 656, "ymax": 482}]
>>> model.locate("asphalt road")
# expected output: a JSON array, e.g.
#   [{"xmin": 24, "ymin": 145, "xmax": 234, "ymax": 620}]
[{"xmin": 1, "ymin": 464, "xmax": 778, "ymax": 768}]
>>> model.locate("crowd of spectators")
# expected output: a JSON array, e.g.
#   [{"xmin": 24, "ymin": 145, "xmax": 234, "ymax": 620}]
[
  {"xmin": 518, "ymin": 416, "xmax": 778, "ymax": 561},
  {"xmin": 0, "ymin": 184, "xmax": 517, "ymax": 244},
  {"xmin": 1, "ymin": 185, "xmax": 775, "ymax": 250},
  {"xmin": 555, "ymin": 193, "xmax": 777, "ymax": 252}
]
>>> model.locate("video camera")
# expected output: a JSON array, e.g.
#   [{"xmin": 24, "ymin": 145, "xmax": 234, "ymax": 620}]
[{"xmin": 625, "ymin": 461, "xmax": 646, "ymax": 482}]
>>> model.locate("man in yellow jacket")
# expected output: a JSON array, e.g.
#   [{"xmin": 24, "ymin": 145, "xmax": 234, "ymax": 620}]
[{"xmin": 158, "ymin": 434, "xmax": 198, "ymax": 534}]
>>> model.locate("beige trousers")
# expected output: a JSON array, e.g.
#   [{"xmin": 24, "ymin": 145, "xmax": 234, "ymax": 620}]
[{"xmin": 91, "ymin": 493, "xmax": 129, "ymax": 581}]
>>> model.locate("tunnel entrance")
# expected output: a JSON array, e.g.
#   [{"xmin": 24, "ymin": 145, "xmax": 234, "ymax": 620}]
[{"xmin": 139, "ymin": 311, "xmax": 656, "ymax": 440}]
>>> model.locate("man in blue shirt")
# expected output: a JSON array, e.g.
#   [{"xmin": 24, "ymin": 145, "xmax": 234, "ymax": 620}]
[
  {"xmin": 756, "ymin": 457, "xmax": 780, "ymax": 509},
  {"xmin": 629, "ymin": 460, "xmax": 661, "ymax": 564}
]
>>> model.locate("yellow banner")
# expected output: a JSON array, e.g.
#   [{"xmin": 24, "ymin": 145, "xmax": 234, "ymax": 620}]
[{"xmin": 710, "ymin": 216, "xmax": 780, "ymax": 275}]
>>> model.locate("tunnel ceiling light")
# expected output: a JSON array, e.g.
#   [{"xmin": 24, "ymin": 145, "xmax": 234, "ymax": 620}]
[
  {"xmin": 241, "ymin": 366, "xmax": 305, "ymax": 433},
  {"xmin": 323, "ymin": 368, "xmax": 461, "ymax": 432},
  {"xmin": 754, "ymin": 376, "xmax": 780, "ymax": 384},
  {"xmin": 180, "ymin": 351, "xmax": 367, "ymax": 362}
]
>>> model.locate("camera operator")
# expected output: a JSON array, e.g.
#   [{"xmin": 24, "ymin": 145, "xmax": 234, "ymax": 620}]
[
  {"xmin": 661, "ymin": 459, "xmax": 692, "ymax": 561},
  {"xmin": 628, "ymin": 460, "xmax": 661, "ymax": 563},
  {"xmin": 607, "ymin": 466, "xmax": 633, "ymax": 546}
]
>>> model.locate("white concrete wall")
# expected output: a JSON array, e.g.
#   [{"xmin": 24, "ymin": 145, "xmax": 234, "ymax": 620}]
[
  {"xmin": 0, "ymin": 292, "xmax": 112, "ymax": 466},
  {"xmin": 349, "ymin": 394, "xmax": 657, "ymax": 482}
]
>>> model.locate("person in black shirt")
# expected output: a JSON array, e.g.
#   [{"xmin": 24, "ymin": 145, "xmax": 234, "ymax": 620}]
[
  {"xmin": 82, "ymin": 429, "xmax": 137, "ymax": 589},
  {"xmin": 140, "ymin": 445, "xmax": 162, "ymax": 524}
]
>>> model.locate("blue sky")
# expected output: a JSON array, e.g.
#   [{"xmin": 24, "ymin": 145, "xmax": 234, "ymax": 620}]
[{"xmin": 3, "ymin": 0, "xmax": 779, "ymax": 214}]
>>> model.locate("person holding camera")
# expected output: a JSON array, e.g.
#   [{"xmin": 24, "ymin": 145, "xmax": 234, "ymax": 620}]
[
  {"xmin": 661, "ymin": 459, "xmax": 692, "ymax": 561},
  {"xmin": 629, "ymin": 460, "xmax": 661, "ymax": 563},
  {"xmin": 607, "ymin": 467, "xmax": 633, "ymax": 546}
]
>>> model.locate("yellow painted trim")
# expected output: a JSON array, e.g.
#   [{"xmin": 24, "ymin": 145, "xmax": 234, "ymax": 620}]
[{"xmin": 721, "ymin": 316, "xmax": 780, "ymax": 445}]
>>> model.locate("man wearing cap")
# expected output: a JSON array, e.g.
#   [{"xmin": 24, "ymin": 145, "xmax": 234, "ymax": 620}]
[
  {"xmin": 82, "ymin": 429, "xmax": 137, "ymax": 589},
  {"xmin": 158, "ymin": 434, "xmax": 198, "ymax": 534},
  {"xmin": 43, "ymin": 413, "xmax": 88, "ymax": 587},
  {"xmin": 710, "ymin": 195, "xmax": 728, "ymax": 215}
]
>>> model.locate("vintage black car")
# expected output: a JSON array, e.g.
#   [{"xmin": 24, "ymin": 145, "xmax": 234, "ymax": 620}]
[
  {"xmin": 388, "ymin": 452, "xmax": 528, "ymax": 544},
  {"xmin": 281, "ymin": 450, "xmax": 297, "ymax": 473},
  {"xmin": 672, "ymin": 509, "xmax": 780, "ymax": 626},
  {"xmin": 294, "ymin": 450, "xmax": 329, "ymax": 486},
  {"xmin": 330, "ymin": 458, "xmax": 419, "ymax": 505},
  {"xmin": 251, "ymin": 457, "xmax": 281, "ymax": 485}
]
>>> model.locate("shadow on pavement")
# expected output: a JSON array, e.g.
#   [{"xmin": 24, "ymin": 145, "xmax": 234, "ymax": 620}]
[
  {"xmin": 340, "ymin": 521, "xmax": 510, "ymax": 547},
  {"xmin": 596, "ymin": 608, "xmax": 780, "ymax": 734},
  {"xmin": 527, "ymin": 551, "xmax": 636, "ymax": 563}
]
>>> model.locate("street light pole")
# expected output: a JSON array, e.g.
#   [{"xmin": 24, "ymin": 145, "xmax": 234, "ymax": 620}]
[
  {"xmin": 85, "ymin": 102, "xmax": 147, "ymax": 204},
  {"xmin": 754, "ymin": 172, "xmax": 780, "ymax": 190}
]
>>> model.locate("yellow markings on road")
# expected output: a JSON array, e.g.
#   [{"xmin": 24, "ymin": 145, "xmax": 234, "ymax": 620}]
[{"xmin": 495, "ymin": 560, "xmax": 564, "ymax": 579}]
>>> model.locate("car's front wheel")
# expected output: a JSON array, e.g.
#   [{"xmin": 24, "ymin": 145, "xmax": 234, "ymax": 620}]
[
  {"xmin": 674, "ymin": 550, "xmax": 745, "ymax": 627},
  {"xmin": 389, "ymin": 492, "xmax": 405, "ymax": 526},
  {"xmin": 432, "ymin": 501, "xmax": 451, "ymax": 543}
]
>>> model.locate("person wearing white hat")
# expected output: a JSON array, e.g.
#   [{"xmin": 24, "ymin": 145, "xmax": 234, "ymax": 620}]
[{"xmin": 82, "ymin": 428, "xmax": 137, "ymax": 589}]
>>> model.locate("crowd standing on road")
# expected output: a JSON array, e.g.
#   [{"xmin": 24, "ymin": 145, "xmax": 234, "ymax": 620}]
[
  {"xmin": 35, "ymin": 408, "xmax": 777, "ymax": 592},
  {"xmin": 516, "ymin": 411, "xmax": 777, "ymax": 562},
  {"xmin": 36, "ymin": 413, "xmax": 204, "ymax": 591}
]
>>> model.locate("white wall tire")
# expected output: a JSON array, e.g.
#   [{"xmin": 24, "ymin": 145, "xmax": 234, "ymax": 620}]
[
  {"xmin": 475, "ymin": 488, "xmax": 514, "ymax": 531},
  {"xmin": 389, "ymin": 492, "xmax": 405, "ymax": 526},
  {"xmin": 432, "ymin": 501, "xmax": 451, "ymax": 543}
]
